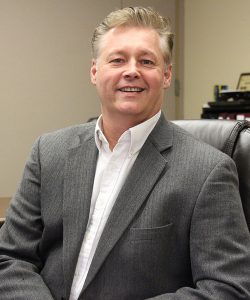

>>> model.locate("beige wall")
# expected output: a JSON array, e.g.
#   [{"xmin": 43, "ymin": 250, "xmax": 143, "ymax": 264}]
[
  {"xmin": 0, "ymin": 197, "xmax": 11, "ymax": 218},
  {"xmin": 0, "ymin": 0, "xmax": 175, "ymax": 198},
  {"xmin": 183, "ymin": 0, "xmax": 250, "ymax": 119},
  {"xmin": 0, "ymin": 0, "xmax": 117, "ymax": 197}
]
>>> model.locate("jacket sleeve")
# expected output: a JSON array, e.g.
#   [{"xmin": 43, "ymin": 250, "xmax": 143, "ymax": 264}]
[
  {"xmin": 146, "ymin": 157, "xmax": 250, "ymax": 300},
  {"xmin": 0, "ymin": 137, "xmax": 55, "ymax": 300}
]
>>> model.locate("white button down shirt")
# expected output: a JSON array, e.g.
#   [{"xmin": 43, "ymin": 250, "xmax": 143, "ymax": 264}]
[{"xmin": 69, "ymin": 111, "xmax": 161, "ymax": 300}]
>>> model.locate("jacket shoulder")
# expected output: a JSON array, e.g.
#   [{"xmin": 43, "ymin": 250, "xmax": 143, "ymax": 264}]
[
  {"xmin": 166, "ymin": 122, "xmax": 236, "ymax": 176},
  {"xmin": 40, "ymin": 122, "xmax": 95, "ymax": 148},
  {"xmin": 30, "ymin": 122, "xmax": 96, "ymax": 164}
]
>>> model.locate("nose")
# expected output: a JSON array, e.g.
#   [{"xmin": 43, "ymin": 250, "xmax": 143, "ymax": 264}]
[{"xmin": 123, "ymin": 60, "xmax": 140, "ymax": 80}]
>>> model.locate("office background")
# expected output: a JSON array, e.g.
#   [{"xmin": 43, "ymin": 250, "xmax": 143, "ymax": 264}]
[{"xmin": 1, "ymin": 0, "xmax": 250, "ymax": 199}]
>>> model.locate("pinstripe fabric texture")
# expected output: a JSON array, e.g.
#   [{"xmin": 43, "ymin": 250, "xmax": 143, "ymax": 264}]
[{"xmin": 1, "ymin": 114, "xmax": 250, "ymax": 299}]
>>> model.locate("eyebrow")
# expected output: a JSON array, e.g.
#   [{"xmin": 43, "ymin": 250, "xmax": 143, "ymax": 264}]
[
  {"xmin": 107, "ymin": 49, "xmax": 157, "ymax": 59},
  {"xmin": 107, "ymin": 51, "xmax": 125, "ymax": 58}
]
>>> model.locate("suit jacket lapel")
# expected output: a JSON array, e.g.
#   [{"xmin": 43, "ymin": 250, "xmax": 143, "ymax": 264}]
[
  {"xmin": 63, "ymin": 126, "xmax": 98, "ymax": 298},
  {"xmin": 83, "ymin": 114, "xmax": 173, "ymax": 292}
]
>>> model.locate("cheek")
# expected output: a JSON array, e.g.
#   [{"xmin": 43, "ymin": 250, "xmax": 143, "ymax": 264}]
[
  {"xmin": 149, "ymin": 75, "xmax": 165, "ymax": 90},
  {"xmin": 146, "ymin": 69, "xmax": 165, "ymax": 85},
  {"xmin": 97, "ymin": 70, "xmax": 119, "ymax": 86},
  {"xmin": 95, "ymin": 74, "xmax": 116, "ymax": 98}
]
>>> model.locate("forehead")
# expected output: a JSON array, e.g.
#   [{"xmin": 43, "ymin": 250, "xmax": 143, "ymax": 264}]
[{"xmin": 98, "ymin": 26, "xmax": 162, "ymax": 57}]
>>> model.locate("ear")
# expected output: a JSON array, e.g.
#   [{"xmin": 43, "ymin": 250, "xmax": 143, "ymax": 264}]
[
  {"xmin": 90, "ymin": 59, "xmax": 97, "ymax": 85},
  {"xmin": 163, "ymin": 64, "xmax": 172, "ymax": 89}
]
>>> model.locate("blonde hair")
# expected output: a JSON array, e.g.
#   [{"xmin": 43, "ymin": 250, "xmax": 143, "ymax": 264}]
[{"xmin": 91, "ymin": 7, "xmax": 174, "ymax": 64}]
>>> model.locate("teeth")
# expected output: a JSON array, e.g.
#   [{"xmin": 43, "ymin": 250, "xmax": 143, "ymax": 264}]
[{"xmin": 119, "ymin": 87, "xmax": 144, "ymax": 92}]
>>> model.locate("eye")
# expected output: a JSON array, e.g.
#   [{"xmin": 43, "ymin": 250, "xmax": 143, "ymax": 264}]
[
  {"xmin": 109, "ymin": 58, "xmax": 124, "ymax": 64},
  {"xmin": 141, "ymin": 59, "xmax": 155, "ymax": 66}
]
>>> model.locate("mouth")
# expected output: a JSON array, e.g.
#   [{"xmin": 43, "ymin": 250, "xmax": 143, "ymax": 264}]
[{"xmin": 118, "ymin": 87, "xmax": 145, "ymax": 93}]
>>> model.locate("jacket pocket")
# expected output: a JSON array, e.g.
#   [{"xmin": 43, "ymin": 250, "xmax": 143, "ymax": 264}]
[{"xmin": 129, "ymin": 223, "xmax": 173, "ymax": 241}]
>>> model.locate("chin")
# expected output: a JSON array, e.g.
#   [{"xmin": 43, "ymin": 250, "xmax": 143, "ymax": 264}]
[
  {"xmin": 118, "ymin": 107, "xmax": 144, "ymax": 116},
  {"xmin": 117, "ymin": 102, "xmax": 144, "ymax": 112}
]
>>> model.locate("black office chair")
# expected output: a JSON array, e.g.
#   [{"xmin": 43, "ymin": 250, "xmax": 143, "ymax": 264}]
[{"xmin": 172, "ymin": 119, "xmax": 250, "ymax": 231}]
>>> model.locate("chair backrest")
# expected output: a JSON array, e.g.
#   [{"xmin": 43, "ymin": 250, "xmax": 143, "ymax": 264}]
[{"xmin": 172, "ymin": 119, "xmax": 250, "ymax": 231}]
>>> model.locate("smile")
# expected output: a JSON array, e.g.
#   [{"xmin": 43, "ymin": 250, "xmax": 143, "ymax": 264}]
[{"xmin": 119, "ymin": 87, "xmax": 145, "ymax": 92}]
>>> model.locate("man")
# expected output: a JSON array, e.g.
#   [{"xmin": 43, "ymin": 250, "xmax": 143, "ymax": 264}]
[{"xmin": 0, "ymin": 6, "xmax": 250, "ymax": 300}]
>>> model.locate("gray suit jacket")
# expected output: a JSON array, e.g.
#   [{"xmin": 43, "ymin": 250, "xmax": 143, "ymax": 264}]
[{"xmin": 1, "ymin": 114, "xmax": 250, "ymax": 300}]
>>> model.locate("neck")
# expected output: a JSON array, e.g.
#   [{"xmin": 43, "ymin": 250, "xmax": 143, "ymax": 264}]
[
  {"xmin": 101, "ymin": 119, "xmax": 129, "ymax": 151},
  {"xmin": 100, "ymin": 110, "xmax": 160, "ymax": 150},
  {"xmin": 101, "ymin": 115, "xmax": 144, "ymax": 150}
]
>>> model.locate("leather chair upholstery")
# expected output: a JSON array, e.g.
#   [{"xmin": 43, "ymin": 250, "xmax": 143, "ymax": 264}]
[{"xmin": 172, "ymin": 119, "xmax": 250, "ymax": 231}]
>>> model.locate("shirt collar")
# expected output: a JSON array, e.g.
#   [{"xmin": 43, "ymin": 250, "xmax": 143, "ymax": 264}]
[
  {"xmin": 94, "ymin": 117, "xmax": 108, "ymax": 152},
  {"xmin": 94, "ymin": 111, "xmax": 161, "ymax": 155}
]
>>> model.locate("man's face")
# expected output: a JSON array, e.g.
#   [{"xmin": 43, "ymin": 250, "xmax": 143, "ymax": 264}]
[{"xmin": 90, "ymin": 26, "xmax": 172, "ymax": 124}]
